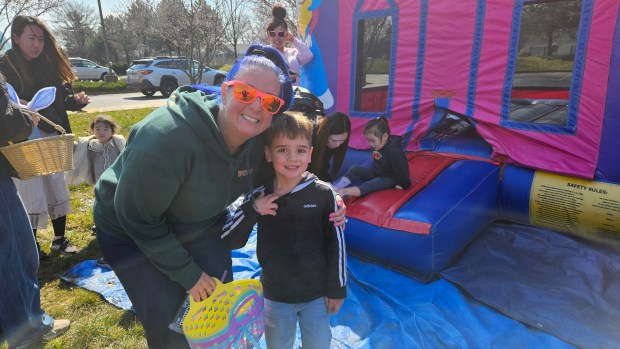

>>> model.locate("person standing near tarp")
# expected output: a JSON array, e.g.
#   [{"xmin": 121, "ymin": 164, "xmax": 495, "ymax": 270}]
[
  {"xmin": 0, "ymin": 15, "xmax": 90, "ymax": 259},
  {"xmin": 0, "ymin": 72, "xmax": 71, "ymax": 349},
  {"xmin": 266, "ymin": 4, "xmax": 314, "ymax": 86}
]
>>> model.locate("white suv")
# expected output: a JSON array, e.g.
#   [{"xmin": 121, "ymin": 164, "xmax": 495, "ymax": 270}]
[
  {"xmin": 70, "ymin": 58, "xmax": 113, "ymax": 81},
  {"xmin": 126, "ymin": 57, "xmax": 227, "ymax": 97}
]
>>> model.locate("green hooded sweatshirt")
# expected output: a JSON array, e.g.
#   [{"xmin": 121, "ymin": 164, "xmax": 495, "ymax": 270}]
[{"xmin": 93, "ymin": 87, "xmax": 265, "ymax": 290}]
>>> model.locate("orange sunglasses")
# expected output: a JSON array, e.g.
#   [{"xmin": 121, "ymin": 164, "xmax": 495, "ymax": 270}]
[{"xmin": 222, "ymin": 81, "xmax": 284, "ymax": 114}]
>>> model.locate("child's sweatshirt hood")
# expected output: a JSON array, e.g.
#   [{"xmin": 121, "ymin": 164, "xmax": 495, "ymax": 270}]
[{"xmin": 264, "ymin": 171, "xmax": 319, "ymax": 195}]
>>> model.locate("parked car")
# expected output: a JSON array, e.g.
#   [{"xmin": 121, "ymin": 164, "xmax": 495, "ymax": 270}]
[
  {"xmin": 70, "ymin": 58, "xmax": 114, "ymax": 81},
  {"xmin": 126, "ymin": 57, "xmax": 227, "ymax": 97}
]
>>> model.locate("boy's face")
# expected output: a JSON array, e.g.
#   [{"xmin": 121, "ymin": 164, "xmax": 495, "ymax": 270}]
[{"xmin": 265, "ymin": 134, "xmax": 313, "ymax": 181}]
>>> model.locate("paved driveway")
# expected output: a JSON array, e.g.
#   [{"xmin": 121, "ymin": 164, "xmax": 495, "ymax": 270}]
[{"xmin": 81, "ymin": 92, "xmax": 168, "ymax": 112}]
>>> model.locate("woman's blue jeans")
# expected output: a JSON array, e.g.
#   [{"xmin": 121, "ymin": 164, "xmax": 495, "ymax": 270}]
[
  {"xmin": 96, "ymin": 224, "xmax": 234, "ymax": 349},
  {"xmin": 0, "ymin": 176, "xmax": 52, "ymax": 348}
]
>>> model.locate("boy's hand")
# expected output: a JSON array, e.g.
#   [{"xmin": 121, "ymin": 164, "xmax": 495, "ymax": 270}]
[
  {"xmin": 329, "ymin": 195, "xmax": 347, "ymax": 227},
  {"xmin": 253, "ymin": 192, "xmax": 279, "ymax": 216},
  {"xmin": 325, "ymin": 297, "xmax": 344, "ymax": 314}
]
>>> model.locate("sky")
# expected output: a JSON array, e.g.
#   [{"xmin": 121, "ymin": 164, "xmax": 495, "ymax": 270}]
[
  {"xmin": 99, "ymin": 0, "xmax": 124, "ymax": 16},
  {"xmin": 0, "ymin": 0, "xmax": 126, "ymax": 50}
]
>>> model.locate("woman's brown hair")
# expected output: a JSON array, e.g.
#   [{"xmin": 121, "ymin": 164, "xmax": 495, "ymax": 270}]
[
  {"xmin": 267, "ymin": 4, "xmax": 289, "ymax": 32},
  {"xmin": 7, "ymin": 15, "xmax": 76, "ymax": 89},
  {"xmin": 309, "ymin": 112, "xmax": 351, "ymax": 180}
]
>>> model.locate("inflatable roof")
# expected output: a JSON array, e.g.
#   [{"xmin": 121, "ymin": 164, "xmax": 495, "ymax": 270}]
[{"xmin": 298, "ymin": 0, "xmax": 620, "ymax": 180}]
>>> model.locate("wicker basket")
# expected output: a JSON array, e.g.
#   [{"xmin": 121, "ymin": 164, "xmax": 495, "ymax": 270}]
[{"xmin": 0, "ymin": 112, "xmax": 74, "ymax": 180}]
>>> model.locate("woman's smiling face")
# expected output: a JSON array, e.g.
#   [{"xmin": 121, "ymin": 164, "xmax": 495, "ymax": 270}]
[
  {"xmin": 267, "ymin": 24, "xmax": 287, "ymax": 50},
  {"xmin": 222, "ymin": 66, "xmax": 281, "ymax": 142}
]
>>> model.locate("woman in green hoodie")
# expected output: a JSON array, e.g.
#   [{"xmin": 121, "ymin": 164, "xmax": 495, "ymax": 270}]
[{"xmin": 93, "ymin": 45, "xmax": 345, "ymax": 348}]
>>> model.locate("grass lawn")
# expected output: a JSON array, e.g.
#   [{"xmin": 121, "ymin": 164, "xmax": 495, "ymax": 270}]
[{"xmin": 1, "ymin": 108, "xmax": 155, "ymax": 349}]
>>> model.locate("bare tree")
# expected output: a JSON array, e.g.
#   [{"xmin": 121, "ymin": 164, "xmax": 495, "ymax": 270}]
[
  {"xmin": 217, "ymin": 0, "xmax": 252, "ymax": 58},
  {"xmin": 521, "ymin": 0, "xmax": 582, "ymax": 58},
  {"xmin": 51, "ymin": 1, "xmax": 97, "ymax": 57},
  {"xmin": 0, "ymin": 0, "xmax": 65, "ymax": 49},
  {"xmin": 245, "ymin": 0, "xmax": 298, "ymax": 40},
  {"xmin": 153, "ymin": 0, "xmax": 226, "ymax": 84},
  {"xmin": 121, "ymin": 0, "xmax": 157, "ymax": 59},
  {"xmin": 103, "ymin": 15, "xmax": 131, "ymax": 63}
]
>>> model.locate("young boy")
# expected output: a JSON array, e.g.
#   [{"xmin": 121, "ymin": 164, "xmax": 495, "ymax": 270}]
[{"xmin": 222, "ymin": 111, "xmax": 347, "ymax": 349}]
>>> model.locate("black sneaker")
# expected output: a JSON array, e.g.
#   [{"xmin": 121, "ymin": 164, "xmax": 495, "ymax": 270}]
[
  {"xmin": 50, "ymin": 237, "xmax": 78, "ymax": 254},
  {"xmin": 96, "ymin": 257, "xmax": 110, "ymax": 269}
]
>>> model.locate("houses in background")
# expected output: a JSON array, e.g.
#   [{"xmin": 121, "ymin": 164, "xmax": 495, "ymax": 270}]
[{"xmin": 213, "ymin": 43, "xmax": 252, "ymax": 66}]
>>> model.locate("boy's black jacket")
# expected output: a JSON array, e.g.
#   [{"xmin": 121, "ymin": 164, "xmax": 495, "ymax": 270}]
[{"xmin": 222, "ymin": 172, "xmax": 347, "ymax": 303}]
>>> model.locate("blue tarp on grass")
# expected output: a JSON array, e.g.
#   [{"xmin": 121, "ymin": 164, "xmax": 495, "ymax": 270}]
[
  {"xmin": 442, "ymin": 222, "xmax": 620, "ymax": 349},
  {"xmin": 62, "ymin": 228, "xmax": 575, "ymax": 348}
]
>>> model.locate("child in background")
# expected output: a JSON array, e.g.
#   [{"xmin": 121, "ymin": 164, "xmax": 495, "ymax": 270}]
[
  {"xmin": 332, "ymin": 116, "xmax": 411, "ymax": 197},
  {"xmin": 65, "ymin": 114, "xmax": 125, "ymax": 268},
  {"xmin": 309, "ymin": 111, "xmax": 351, "ymax": 182},
  {"xmin": 66, "ymin": 114, "xmax": 125, "ymax": 186},
  {"xmin": 222, "ymin": 111, "xmax": 347, "ymax": 349}
]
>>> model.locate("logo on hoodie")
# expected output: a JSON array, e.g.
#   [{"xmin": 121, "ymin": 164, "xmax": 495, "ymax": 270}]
[{"xmin": 237, "ymin": 168, "xmax": 254, "ymax": 177}]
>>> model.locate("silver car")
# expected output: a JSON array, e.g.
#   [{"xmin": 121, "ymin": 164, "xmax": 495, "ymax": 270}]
[
  {"xmin": 70, "ymin": 58, "xmax": 114, "ymax": 81},
  {"xmin": 126, "ymin": 57, "xmax": 227, "ymax": 97}
]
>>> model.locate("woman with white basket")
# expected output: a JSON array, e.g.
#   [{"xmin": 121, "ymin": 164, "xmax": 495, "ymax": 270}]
[{"xmin": 0, "ymin": 15, "xmax": 90, "ymax": 258}]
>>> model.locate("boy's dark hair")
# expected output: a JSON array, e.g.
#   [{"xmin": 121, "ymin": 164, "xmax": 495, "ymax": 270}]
[
  {"xmin": 90, "ymin": 114, "xmax": 119, "ymax": 134},
  {"xmin": 265, "ymin": 111, "xmax": 313, "ymax": 147},
  {"xmin": 364, "ymin": 116, "xmax": 391, "ymax": 138}
]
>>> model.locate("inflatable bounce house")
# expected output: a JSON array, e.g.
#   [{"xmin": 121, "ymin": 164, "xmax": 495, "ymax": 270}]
[{"xmin": 295, "ymin": 0, "xmax": 620, "ymax": 347}]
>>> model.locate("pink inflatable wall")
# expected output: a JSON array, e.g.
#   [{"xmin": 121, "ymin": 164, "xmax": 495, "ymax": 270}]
[{"xmin": 302, "ymin": 0, "xmax": 620, "ymax": 179}]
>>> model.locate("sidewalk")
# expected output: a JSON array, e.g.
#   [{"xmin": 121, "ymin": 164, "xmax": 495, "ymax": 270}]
[{"xmin": 77, "ymin": 92, "xmax": 167, "ymax": 113}]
